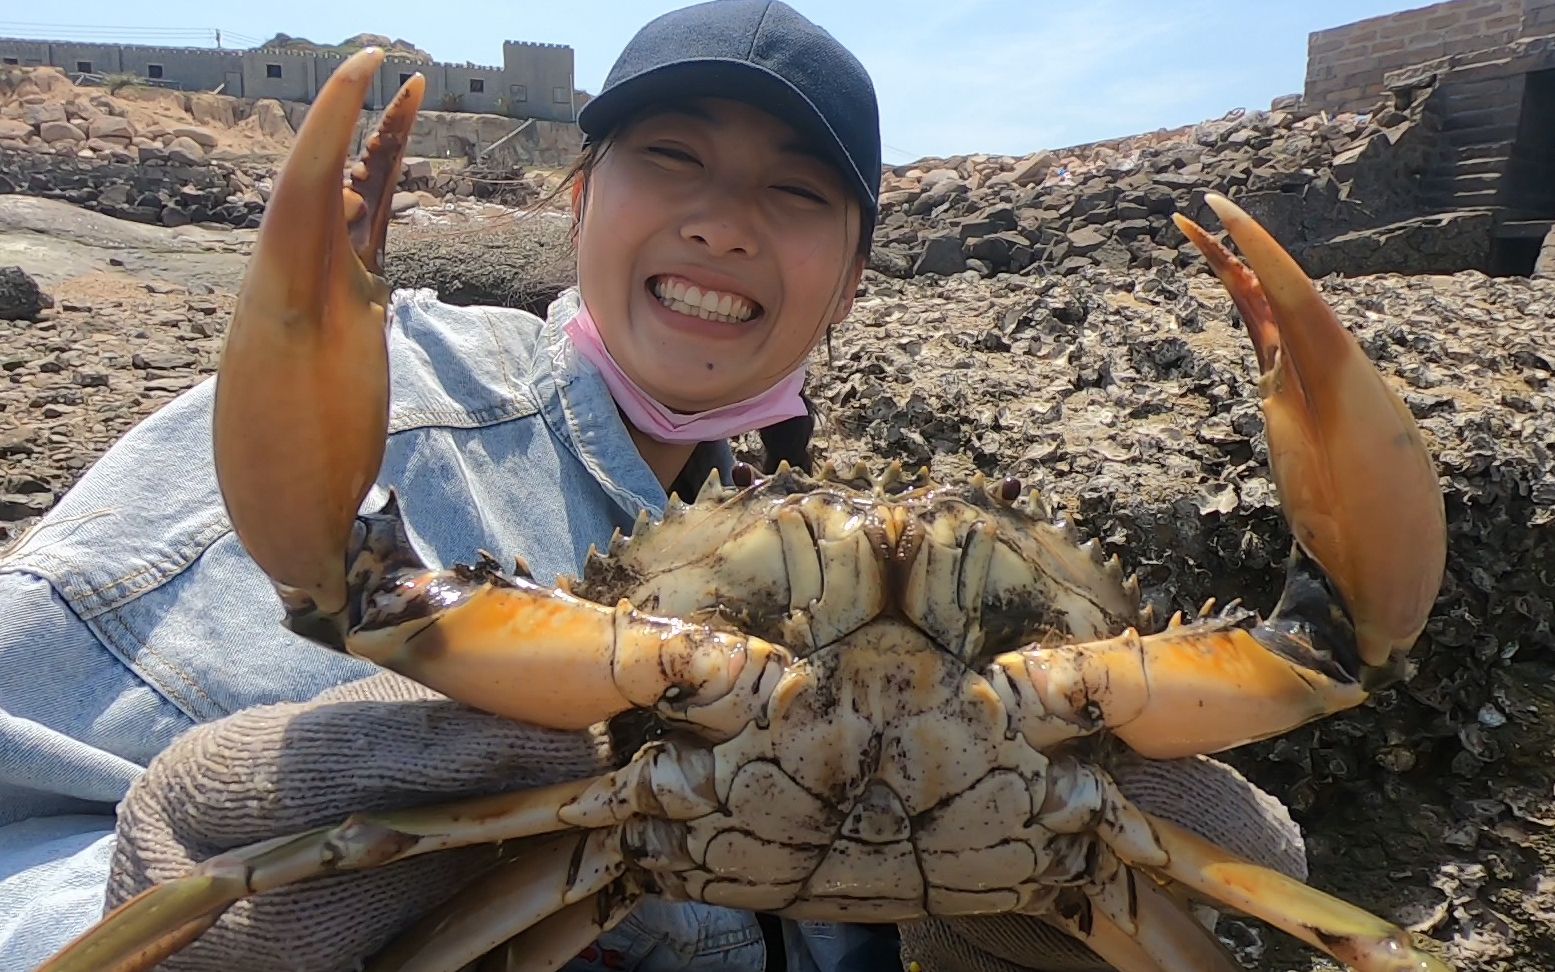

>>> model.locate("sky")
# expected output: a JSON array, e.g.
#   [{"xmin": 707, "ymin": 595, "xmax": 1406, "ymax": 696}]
[{"xmin": 2, "ymin": 1, "xmax": 1431, "ymax": 164}]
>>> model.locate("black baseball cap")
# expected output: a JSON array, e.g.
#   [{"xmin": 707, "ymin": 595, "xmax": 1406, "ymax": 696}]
[{"xmin": 578, "ymin": 0, "xmax": 881, "ymax": 239}]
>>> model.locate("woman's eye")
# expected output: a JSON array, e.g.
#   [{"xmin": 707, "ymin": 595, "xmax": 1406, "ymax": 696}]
[
  {"xmin": 647, "ymin": 146, "xmax": 699, "ymax": 164},
  {"xmin": 775, "ymin": 185, "xmax": 828, "ymax": 204}
]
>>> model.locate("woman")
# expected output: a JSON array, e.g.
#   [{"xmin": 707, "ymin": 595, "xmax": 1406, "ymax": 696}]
[{"xmin": 0, "ymin": 2, "xmax": 883, "ymax": 969}]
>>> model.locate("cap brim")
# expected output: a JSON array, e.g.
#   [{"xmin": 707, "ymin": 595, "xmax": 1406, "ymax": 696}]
[{"xmin": 578, "ymin": 59, "xmax": 877, "ymax": 217}]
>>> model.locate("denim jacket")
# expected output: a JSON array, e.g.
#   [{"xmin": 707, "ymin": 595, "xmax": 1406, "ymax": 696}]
[{"xmin": 0, "ymin": 288, "xmax": 766, "ymax": 971}]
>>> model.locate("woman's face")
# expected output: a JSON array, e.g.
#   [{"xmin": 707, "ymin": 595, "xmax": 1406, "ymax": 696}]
[{"xmin": 575, "ymin": 97, "xmax": 864, "ymax": 412}]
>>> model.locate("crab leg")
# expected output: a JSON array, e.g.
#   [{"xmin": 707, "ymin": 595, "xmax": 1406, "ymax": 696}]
[
  {"xmin": 34, "ymin": 779, "xmax": 602, "ymax": 972},
  {"xmin": 1044, "ymin": 877, "xmax": 1243, "ymax": 972},
  {"xmin": 212, "ymin": 46, "xmax": 419, "ymax": 618},
  {"xmin": 1051, "ymin": 762, "xmax": 1452, "ymax": 971},
  {"xmin": 1106, "ymin": 814, "xmax": 1449, "ymax": 972},
  {"xmin": 364, "ymin": 831, "xmax": 628, "ymax": 972},
  {"xmin": 37, "ymin": 736, "xmax": 734, "ymax": 972},
  {"xmin": 988, "ymin": 194, "xmax": 1446, "ymax": 759},
  {"xmin": 469, "ymin": 891, "xmax": 641, "ymax": 972}
]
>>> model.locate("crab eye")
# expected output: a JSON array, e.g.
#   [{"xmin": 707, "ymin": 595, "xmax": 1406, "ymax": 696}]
[{"xmin": 999, "ymin": 477, "xmax": 1022, "ymax": 503}]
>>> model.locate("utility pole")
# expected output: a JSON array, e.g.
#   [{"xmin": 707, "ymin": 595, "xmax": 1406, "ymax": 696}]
[{"xmin": 215, "ymin": 29, "xmax": 222, "ymax": 49}]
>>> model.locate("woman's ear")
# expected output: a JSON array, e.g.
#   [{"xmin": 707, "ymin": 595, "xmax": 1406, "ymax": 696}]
[
  {"xmin": 831, "ymin": 253, "xmax": 867, "ymax": 324},
  {"xmin": 571, "ymin": 172, "xmax": 588, "ymax": 227}
]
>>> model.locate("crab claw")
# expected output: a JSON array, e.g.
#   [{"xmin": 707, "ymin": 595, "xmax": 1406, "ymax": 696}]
[
  {"xmin": 212, "ymin": 48, "xmax": 424, "ymax": 615},
  {"xmin": 1173, "ymin": 195, "xmax": 1446, "ymax": 679}
]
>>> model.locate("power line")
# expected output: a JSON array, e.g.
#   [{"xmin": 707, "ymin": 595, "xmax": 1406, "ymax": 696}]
[
  {"xmin": 3, "ymin": 24, "xmax": 213, "ymax": 35},
  {"xmin": 0, "ymin": 23, "xmax": 271, "ymax": 48}
]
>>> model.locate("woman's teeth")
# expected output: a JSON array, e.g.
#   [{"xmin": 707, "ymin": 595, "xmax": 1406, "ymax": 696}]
[{"xmin": 652, "ymin": 278, "xmax": 757, "ymax": 324}]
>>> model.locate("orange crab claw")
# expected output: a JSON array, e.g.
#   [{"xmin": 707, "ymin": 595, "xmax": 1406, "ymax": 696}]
[
  {"xmin": 212, "ymin": 48, "xmax": 424, "ymax": 615},
  {"xmin": 1174, "ymin": 195, "xmax": 1446, "ymax": 676}
]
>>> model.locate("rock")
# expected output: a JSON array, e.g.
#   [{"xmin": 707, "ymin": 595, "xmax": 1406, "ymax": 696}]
[
  {"xmin": 38, "ymin": 120, "xmax": 85, "ymax": 143},
  {"xmin": 1006, "ymin": 151, "xmax": 1055, "ymax": 186},
  {"xmin": 401, "ymin": 156, "xmax": 433, "ymax": 181},
  {"xmin": 186, "ymin": 94, "xmax": 234, "ymax": 128},
  {"xmin": 0, "ymin": 267, "xmax": 54, "ymax": 321},
  {"xmin": 1537, "ymin": 226, "xmax": 1555, "ymax": 280},
  {"xmin": 1301, "ymin": 211, "xmax": 1495, "ymax": 278},
  {"xmin": 1066, "ymin": 225, "xmax": 1109, "ymax": 256},
  {"xmin": 0, "ymin": 493, "xmax": 53, "ymax": 522},
  {"xmin": 131, "ymin": 350, "xmax": 198, "ymax": 371},
  {"xmin": 867, "ymin": 247, "xmax": 914, "ymax": 279},
  {"xmin": 383, "ymin": 211, "xmax": 577, "ymax": 316},
  {"xmin": 914, "ymin": 235, "xmax": 968, "ymax": 276},
  {"xmin": 164, "ymin": 136, "xmax": 206, "ymax": 165},
  {"xmin": 22, "ymin": 103, "xmax": 65, "ymax": 128},
  {"xmin": 87, "ymin": 116, "xmax": 135, "ymax": 142},
  {"xmin": 391, "ymin": 191, "xmax": 421, "ymax": 214},
  {"xmin": 1091, "ymin": 238, "xmax": 1133, "ymax": 269},
  {"xmin": 0, "ymin": 430, "xmax": 34, "ymax": 457},
  {"xmin": 253, "ymin": 99, "xmax": 295, "ymax": 140},
  {"xmin": 0, "ymin": 119, "xmax": 32, "ymax": 140},
  {"xmin": 171, "ymin": 126, "xmax": 219, "ymax": 149}
]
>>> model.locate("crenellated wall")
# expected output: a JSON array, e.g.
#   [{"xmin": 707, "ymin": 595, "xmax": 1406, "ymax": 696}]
[{"xmin": 0, "ymin": 36, "xmax": 576, "ymax": 121}]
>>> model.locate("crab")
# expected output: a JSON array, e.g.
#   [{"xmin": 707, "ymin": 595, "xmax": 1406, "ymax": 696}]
[{"xmin": 40, "ymin": 47, "xmax": 1452, "ymax": 972}]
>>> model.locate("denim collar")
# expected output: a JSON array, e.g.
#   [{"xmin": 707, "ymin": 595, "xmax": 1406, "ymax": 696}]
[{"xmin": 535, "ymin": 288, "xmax": 673, "ymax": 520}]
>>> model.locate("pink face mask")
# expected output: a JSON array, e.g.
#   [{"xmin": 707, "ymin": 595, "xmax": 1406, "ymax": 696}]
[{"xmin": 564, "ymin": 302, "xmax": 810, "ymax": 444}]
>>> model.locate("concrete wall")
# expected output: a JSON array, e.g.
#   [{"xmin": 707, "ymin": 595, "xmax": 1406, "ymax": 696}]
[
  {"xmin": 438, "ymin": 62, "xmax": 508, "ymax": 114},
  {"xmin": 0, "ymin": 36, "xmax": 576, "ymax": 121},
  {"xmin": 1305, "ymin": 0, "xmax": 1531, "ymax": 111},
  {"xmin": 241, "ymin": 49, "xmax": 318, "ymax": 103},
  {"xmin": 119, "ymin": 48, "xmax": 239, "ymax": 93},
  {"xmin": 502, "ymin": 42, "xmax": 575, "ymax": 122}
]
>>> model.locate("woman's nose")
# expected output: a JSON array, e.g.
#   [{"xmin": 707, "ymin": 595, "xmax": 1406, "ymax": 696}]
[{"xmin": 680, "ymin": 192, "xmax": 760, "ymax": 257}]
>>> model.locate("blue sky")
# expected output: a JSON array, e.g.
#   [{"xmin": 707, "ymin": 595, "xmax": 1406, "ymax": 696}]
[{"xmin": 3, "ymin": 1, "xmax": 1426, "ymax": 163}]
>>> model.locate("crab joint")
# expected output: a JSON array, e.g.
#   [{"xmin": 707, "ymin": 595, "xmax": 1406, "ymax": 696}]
[
  {"xmin": 342, "ymin": 563, "xmax": 793, "ymax": 735},
  {"xmin": 992, "ymin": 616, "xmax": 1368, "ymax": 760}
]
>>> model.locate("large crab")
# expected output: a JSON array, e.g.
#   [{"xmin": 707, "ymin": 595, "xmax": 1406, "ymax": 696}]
[{"xmin": 41, "ymin": 49, "xmax": 1451, "ymax": 972}]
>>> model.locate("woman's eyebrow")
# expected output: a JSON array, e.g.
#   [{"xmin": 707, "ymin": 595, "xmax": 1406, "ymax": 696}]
[
  {"xmin": 777, "ymin": 140, "xmax": 834, "ymax": 169},
  {"xmin": 636, "ymin": 103, "xmax": 836, "ymax": 175},
  {"xmin": 635, "ymin": 103, "xmax": 718, "ymax": 126}
]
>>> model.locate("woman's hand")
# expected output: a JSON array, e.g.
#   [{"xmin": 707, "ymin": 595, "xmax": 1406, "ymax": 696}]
[{"xmin": 105, "ymin": 671, "xmax": 611, "ymax": 972}]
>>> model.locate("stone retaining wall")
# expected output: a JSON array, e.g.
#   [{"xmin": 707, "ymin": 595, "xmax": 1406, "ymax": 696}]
[{"xmin": 872, "ymin": 83, "xmax": 1464, "ymax": 281}]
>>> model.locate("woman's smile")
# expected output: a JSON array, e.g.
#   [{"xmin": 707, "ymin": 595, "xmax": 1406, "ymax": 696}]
[{"xmin": 648, "ymin": 274, "xmax": 761, "ymax": 325}]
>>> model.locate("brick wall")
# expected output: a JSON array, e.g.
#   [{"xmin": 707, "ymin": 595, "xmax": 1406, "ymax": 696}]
[{"xmin": 1305, "ymin": 0, "xmax": 1530, "ymax": 112}]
